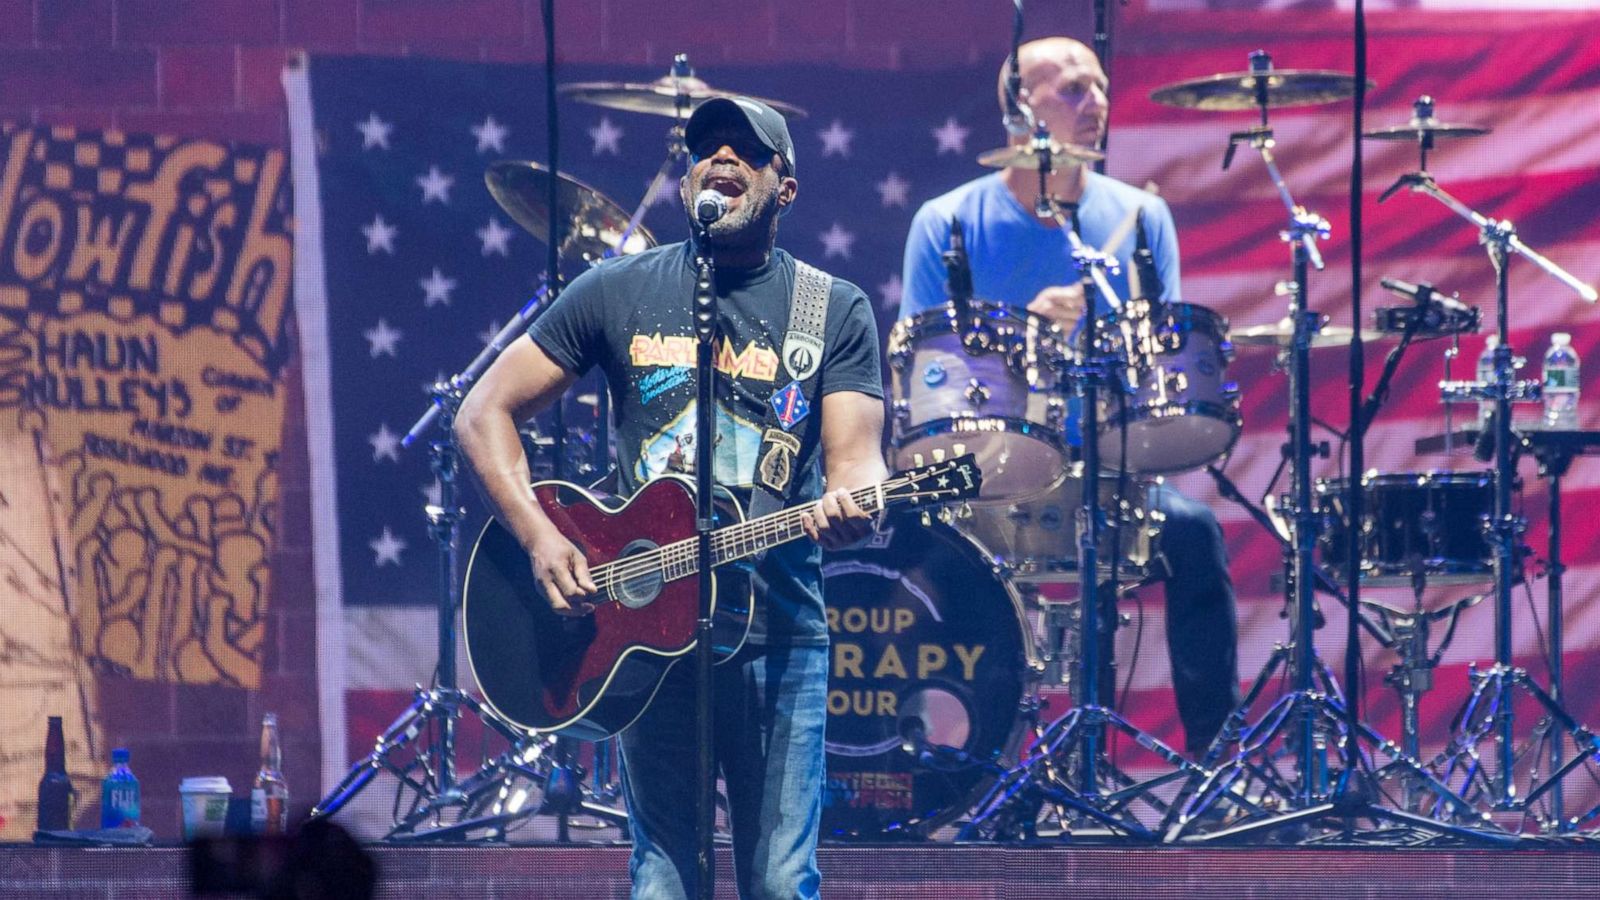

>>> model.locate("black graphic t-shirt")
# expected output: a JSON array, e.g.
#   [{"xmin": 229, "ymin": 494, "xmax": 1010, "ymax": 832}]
[{"xmin": 527, "ymin": 241, "xmax": 883, "ymax": 645}]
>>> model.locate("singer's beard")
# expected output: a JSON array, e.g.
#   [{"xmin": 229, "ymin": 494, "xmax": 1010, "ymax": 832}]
[{"xmin": 687, "ymin": 181, "xmax": 781, "ymax": 256}]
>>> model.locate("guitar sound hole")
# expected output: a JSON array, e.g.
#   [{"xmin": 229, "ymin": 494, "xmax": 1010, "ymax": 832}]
[{"xmin": 614, "ymin": 540, "xmax": 664, "ymax": 609}]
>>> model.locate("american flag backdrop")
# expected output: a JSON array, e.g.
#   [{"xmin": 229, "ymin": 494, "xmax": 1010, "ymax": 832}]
[{"xmin": 286, "ymin": 6, "xmax": 1600, "ymax": 835}]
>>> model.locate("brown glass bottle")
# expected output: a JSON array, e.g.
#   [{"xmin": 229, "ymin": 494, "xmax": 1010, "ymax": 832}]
[
  {"xmin": 37, "ymin": 716, "xmax": 75, "ymax": 832},
  {"xmin": 250, "ymin": 712, "xmax": 289, "ymax": 834}
]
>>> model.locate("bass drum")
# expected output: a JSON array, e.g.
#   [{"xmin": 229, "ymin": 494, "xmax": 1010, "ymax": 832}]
[{"xmin": 820, "ymin": 514, "xmax": 1038, "ymax": 839}]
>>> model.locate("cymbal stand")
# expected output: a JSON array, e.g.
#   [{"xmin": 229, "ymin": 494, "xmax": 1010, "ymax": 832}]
[
  {"xmin": 310, "ymin": 293, "xmax": 552, "ymax": 832},
  {"xmin": 615, "ymin": 54, "xmax": 694, "ymax": 255},
  {"xmin": 1170, "ymin": 68, "xmax": 1500, "ymax": 842},
  {"xmin": 963, "ymin": 123, "xmax": 1200, "ymax": 841},
  {"xmin": 1392, "ymin": 171, "xmax": 1600, "ymax": 833}
]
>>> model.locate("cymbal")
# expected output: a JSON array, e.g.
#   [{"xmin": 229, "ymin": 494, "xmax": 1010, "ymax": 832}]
[
  {"xmin": 1150, "ymin": 70, "xmax": 1371, "ymax": 111},
  {"xmin": 484, "ymin": 161, "xmax": 655, "ymax": 266},
  {"xmin": 1231, "ymin": 320, "xmax": 1388, "ymax": 349},
  {"xmin": 977, "ymin": 141, "xmax": 1104, "ymax": 170},
  {"xmin": 1362, "ymin": 118, "xmax": 1491, "ymax": 141},
  {"xmin": 558, "ymin": 75, "xmax": 808, "ymax": 119}
]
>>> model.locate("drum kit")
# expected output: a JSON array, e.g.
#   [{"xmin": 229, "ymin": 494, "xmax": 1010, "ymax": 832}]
[
  {"xmin": 837, "ymin": 52, "xmax": 1600, "ymax": 843},
  {"xmin": 317, "ymin": 47, "xmax": 1600, "ymax": 844}
]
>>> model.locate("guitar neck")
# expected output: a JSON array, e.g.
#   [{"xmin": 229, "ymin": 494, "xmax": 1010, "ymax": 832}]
[
  {"xmin": 664, "ymin": 482, "xmax": 895, "ymax": 580},
  {"xmin": 583, "ymin": 455, "xmax": 979, "ymax": 598},
  {"xmin": 589, "ymin": 479, "xmax": 899, "ymax": 594}
]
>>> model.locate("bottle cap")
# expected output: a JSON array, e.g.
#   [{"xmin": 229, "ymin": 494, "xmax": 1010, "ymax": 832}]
[
  {"xmin": 1553, "ymin": 332, "xmax": 1572, "ymax": 344},
  {"xmin": 111, "ymin": 747, "xmax": 130, "ymax": 764}
]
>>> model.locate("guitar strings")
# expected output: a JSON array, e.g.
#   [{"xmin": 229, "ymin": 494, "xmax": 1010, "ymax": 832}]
[
  {"xmin": 583, "ymin": 476, "xmax": 926, "ymax": 600},
  {"xmin": 587, "ymin": 480, "xmax": 891, "ymax": 594}
]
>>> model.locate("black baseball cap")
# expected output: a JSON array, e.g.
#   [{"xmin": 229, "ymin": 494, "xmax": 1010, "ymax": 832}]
[{"xmin": 685, "ymin": 96, "xmax": 797, "ymax": 177}]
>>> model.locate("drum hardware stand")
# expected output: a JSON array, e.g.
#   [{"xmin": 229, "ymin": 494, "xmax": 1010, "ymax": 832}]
[
  {"xmin": 1387, "ymin": 168, "xmax": 1599, "ymax": 834},
  {"xmin": 312, "ymin": 295, "xmax": 565, "ymax": 835},
  {"xmin": 961, "ymin": 122, "xmax": 1202, "ymax": 841},
  {"xmin": 1363, "ymin": 590, "xmax": 1481, "ymax": 813},
  {"xmin": 1167, "ymin": 61, "xmax": 1502, "ymax": 844}
]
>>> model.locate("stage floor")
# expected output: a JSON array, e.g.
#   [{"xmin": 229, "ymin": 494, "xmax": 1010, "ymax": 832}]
[{"xmin": 6, "ymin": 842, "xmax": 1600, "ymax": 899}]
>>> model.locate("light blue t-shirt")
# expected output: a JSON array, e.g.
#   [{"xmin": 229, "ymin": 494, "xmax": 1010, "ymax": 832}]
[{"xmin": 899, "ymin": 171, "xmax": 1181, "ymax": 318}]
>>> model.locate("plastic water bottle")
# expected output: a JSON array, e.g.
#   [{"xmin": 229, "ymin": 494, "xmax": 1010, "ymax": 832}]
[
  {"xmin": 1476, "ymin": 334, "xmax": 1499, "ymax": 427},
  {"xmin": 100, "ymin": 747, "xmax": 140, "ymax": 828},
  {"xmin": 1543, "ymin": 332, "xmax": 1580, "ymax": 429}
]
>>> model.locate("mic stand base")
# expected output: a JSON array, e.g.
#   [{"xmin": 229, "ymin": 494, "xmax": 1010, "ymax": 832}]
[{"xmin": 1161, "ymin": 645, "xmax": 1507, "ymax": 845}]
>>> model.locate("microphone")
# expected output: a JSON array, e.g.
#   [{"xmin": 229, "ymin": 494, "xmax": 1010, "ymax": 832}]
[
  {"xmin": 1002, "ymin": 2, "xmax": 1029, "ymax": 136},
  {"xmin": 1376, "ymin": 277, "xmax": 1479, "ymax": 335},
  {"xmin": 1003, "ymin": 69, "xmax": 1029, "ymax": 136},
  {"xmin": 693, "ymin": 189, "xmax": 728, "ymax": 226},
  {"xmin": 1133, "ymin": 210, "xmax": 1164, "ymax": 302},
  {"xmin": 942, "ymin": 216, "xmax": 974, "ymax": 335},
  {"xmin": 897, "ymin": 715, "xmax": 927, "ymax": 756},
  {"xmin": 1379, "ymin": 277, "xmax": 1436, "ymax": 305},
  {"xmin": 1475, "ymin": 407, "xmax": 1497, "ymax": 462}
]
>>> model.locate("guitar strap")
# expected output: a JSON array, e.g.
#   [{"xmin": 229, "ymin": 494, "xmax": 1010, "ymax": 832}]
[{"xmin": 748, "ymin": 258, "xmax": 832, "ymax": 525}]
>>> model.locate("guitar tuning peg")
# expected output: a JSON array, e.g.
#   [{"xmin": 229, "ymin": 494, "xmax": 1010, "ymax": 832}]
[
  {"xmin": 913, "ymin": 452, "xmax": 925, "ymax": 467},
  {"xmin": 959, "ymin": 501, "xmax": 973, "ymax": 519},
  {"xmin": 953, "ymin": 442, "xmax": 967, "ymax": 457},
  {"xmin": 937, "ymin": 507, "xmax": 954, "ymax": 525},
  {"xmin": 920, "ymin": 510, "xmax": 933, "ymax": 527},
  {"xmin": 932, "ymin": 447, "xmax": 946, "ymax": 462}
]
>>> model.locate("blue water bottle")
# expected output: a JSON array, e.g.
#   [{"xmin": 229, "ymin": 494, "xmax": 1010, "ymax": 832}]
[{"xmin": 100, "ymin": 747, "xmax": 140, "ymax": 828}]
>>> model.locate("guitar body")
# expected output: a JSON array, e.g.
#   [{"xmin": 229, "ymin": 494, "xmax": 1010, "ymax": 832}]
[{"xmin": 463, "ymin": 476, "xmax": 753, "ymax": 741}]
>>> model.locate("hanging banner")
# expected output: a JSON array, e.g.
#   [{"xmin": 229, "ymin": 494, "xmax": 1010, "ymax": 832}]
[{"xmin": 0, "ymin": 122, "xmax": 293, "ymax": 836}]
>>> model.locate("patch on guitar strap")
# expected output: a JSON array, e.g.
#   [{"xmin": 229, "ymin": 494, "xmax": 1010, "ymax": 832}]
[
  {"xmin": 769, "ymin": 379, "xmax": 811, "ymax": 431},
  {"xmin": 781, "ymin": 332, "xmax": 824, "ymax": 383},
  {"xmin": 757, "ymin": 428, "xmax": 803, "ymax": 494}
]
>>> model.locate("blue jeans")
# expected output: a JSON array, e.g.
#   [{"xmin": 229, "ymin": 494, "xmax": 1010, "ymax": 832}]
[
  {"xmin": 1149, "ymin": 483, "xmax": 1240, "ymax": 753},
  {"xmin": 618, "ymin": 642, "xmax": 828, "ymax": 900}
]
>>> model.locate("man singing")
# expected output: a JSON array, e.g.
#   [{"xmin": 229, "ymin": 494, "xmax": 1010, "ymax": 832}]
[{"xmin": 457, "ymin": 96, "xmax": 886, "ymax": 898}]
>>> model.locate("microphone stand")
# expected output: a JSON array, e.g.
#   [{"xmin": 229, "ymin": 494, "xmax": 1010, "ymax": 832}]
[
  {"xmin": 1389, "ymin": 170, "xmax": 1600, "ymax": 834},
  {"xmin": 691, "ymin": 225, "xmax": 718, "ymax": 897}
]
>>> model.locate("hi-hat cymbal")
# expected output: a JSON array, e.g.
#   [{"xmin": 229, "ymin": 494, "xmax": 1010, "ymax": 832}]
[
  {"xmin": 558, "ymin": 75, "xmax": 808, "ymax": 119},
  {"xmin": 977, "ymin": 141, "xmax": 1104, "ymax": 170},
  {"xmin": 1362, "ymin": 118, "xmax": 1491, "ymax": 141},
  {"xmin": 1231, "ymin": 320, "xmax": 1388, "ymax": 349},
  {"xmin": 1150, "ymin": 70, "xmax": 1370, "ymax": 111},
  {"xmin": 484, "ymin": 161, "xmax": 655, "ymax": 267}
]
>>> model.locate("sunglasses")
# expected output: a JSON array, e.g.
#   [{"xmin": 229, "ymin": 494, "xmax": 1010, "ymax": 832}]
[{"xmin": 688, "ymin": 134, "xmax": 782, "ymax": 172}]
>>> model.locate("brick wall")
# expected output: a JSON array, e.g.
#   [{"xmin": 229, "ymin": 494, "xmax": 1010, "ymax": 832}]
[
  {"xmin": 1, "ymin": 1, "xmax": 1100, "ymax": 147},
  {"xmin": 2, "ymin": 0, "xmax": 1091, "ymax": 839}
]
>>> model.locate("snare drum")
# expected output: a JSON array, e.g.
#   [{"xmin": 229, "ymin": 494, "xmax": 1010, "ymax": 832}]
[
  {"xmin": 1316, "ymin": 470, "xmax": 1498, "ymax": 585},
  {"xmin": 820, "ymin": 516, "xmax": 1038, "ymax": 839},
  {"xmin": 1097, "ymin": 300, "xmax": 1241, "ymax": 474},
  {"xmin": 889, "ymin": 302, "xmax": 1067, "ymax": 502},
  {"xmin": 958, "ymin": 466, "xmax": 1162, "ymax": 584}
]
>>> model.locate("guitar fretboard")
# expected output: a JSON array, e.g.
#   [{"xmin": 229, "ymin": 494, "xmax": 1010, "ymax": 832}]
[{"xmin": 587, "ymin": 479, "xmax": 902, "ymax": 599}]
